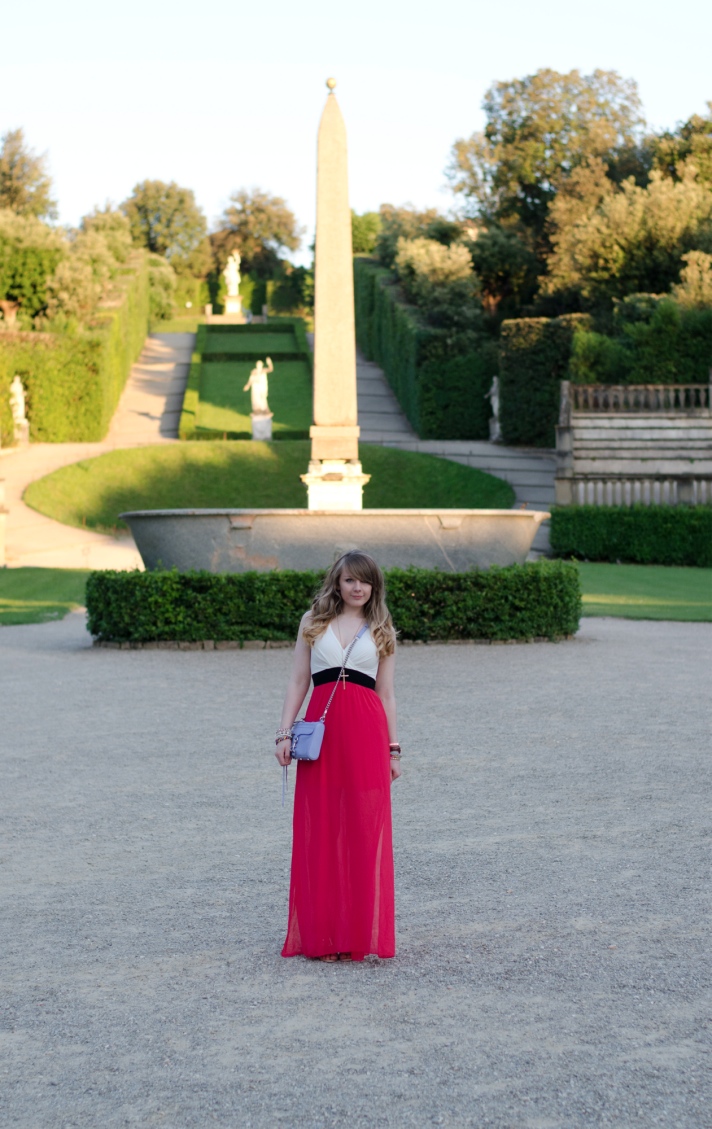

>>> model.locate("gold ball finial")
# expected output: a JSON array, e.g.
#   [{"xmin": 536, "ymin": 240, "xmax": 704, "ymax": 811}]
[{"xmin": 326, "ymin": 77, "xmax": 337, "ymax": 92}]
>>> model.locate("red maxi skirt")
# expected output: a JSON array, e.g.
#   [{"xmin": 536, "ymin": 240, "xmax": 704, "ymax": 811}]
[{"xmin": 281, "ymin": 680, "xmax": 395, "ymax": 961}]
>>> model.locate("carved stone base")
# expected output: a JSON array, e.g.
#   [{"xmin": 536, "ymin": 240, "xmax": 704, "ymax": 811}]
[
  {"xmin": 224, "ymin": 294, "xmax": 243, "ymax": 316},
  {"xmin": 251, "ymin": 413, "xmax": 273, "ymax": 441},
  {"xmin": 300, "ymin": 459, "xmax": 371, "ymax": 511}
]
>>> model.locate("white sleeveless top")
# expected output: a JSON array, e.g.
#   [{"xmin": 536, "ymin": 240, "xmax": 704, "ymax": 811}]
[{"xmin": 311, "ymin": 622, "xmax": 379, "ymax": 680}]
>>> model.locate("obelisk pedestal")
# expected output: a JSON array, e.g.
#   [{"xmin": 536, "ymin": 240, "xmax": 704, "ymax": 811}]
[{"xmin": 301, "ymin": 79, "xmax": 370, "ymax": 510}]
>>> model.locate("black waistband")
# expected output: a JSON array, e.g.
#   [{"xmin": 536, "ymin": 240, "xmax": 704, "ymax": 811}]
[{"xmin": 312, "ymin": 667, "xmax": 376, "ymax": 691}]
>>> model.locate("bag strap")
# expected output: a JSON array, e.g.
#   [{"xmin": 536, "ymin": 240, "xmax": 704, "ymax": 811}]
[{"xmin": 318, "ymin": 623, "xmax": 369, "ymax": 723}]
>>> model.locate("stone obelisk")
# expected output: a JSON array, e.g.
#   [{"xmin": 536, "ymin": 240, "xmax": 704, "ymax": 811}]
[{"xmin": 301, "ymin": 78, "xmax": 370, "ymax": 510}]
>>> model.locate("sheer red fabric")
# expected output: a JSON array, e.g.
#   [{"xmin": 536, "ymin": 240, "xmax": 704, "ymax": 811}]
[{"xmin": 281, "ymin": 681, "xmax": 395, "ymax": 961}]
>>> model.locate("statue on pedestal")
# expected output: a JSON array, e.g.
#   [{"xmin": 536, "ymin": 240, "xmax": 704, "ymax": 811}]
[
  {"xmin": 243, "ymin": 358, "xmax": 273, "ymax": 416},
  {"xmin": 244, "ymin": 358, "xmax": 274, "ymax": 439}
]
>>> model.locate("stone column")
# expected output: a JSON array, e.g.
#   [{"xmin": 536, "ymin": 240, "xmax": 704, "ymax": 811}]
[{"xmin": 301, "ymin": 78, "xmax": 370, "ymax": 510}]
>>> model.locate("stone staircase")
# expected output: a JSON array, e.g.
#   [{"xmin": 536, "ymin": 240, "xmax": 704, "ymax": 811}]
[{"xmin": 356, "ymin": 351, "xmax": 555, "ymax": 554}]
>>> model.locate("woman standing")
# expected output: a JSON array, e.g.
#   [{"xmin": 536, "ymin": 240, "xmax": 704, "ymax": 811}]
[{"xmin": 275, "ymin": 550, "xmax": 401, "ymax": 962}]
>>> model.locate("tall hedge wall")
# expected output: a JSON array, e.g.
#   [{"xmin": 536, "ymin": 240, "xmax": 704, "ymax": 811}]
[
  {"xmin": 550, "ymin": 505, "xmax": 712, "ymax": 567},
  {"xmin": 86, "ymin": 560, "xmax": 582, "ymax": 644},
  {"xmin": 353, "ymin": 257, "xmax": 496, "ymax": 440},
  {"xmin": 0, "ymin": 253, "xmax": 149, "ymax": 444},
  {"xmin": 499, "ymin": 314, "xmax": 591, "ymax": 449}
]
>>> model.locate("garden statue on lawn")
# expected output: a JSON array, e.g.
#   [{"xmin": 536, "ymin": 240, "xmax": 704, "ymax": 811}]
[{"xmin": 243, "ymin": 358, "xmax": 274, "ymax": 440}]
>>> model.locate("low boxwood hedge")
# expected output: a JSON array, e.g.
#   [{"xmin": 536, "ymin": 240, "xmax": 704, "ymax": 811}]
[
  {"xmin": 550, "ymin": 505, "xmax": 712, "ymax": 567},
  {"xmin": 85, "ymin": 560, "xmax": 581, "ymax": 644}
]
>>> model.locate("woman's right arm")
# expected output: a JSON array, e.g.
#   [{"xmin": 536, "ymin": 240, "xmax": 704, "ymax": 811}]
[{"xmin": 275, "ymin": 613, "xmax": 312, "ymax": 767}]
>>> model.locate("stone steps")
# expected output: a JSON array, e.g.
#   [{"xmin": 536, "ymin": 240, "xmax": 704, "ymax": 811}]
[{"xmin": 356, "ymin": 350, "xmax": 555, "ymax": 555}]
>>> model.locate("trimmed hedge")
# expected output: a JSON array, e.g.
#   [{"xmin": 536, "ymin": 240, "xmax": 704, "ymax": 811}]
[
  {"xmin": 499, "ymin": 314, "xmax": 591, "ymax": 449},
  {"xmin": 550, "ymin": 505, "xmax": 712, "ymax": 567},
  {"xmin": 0, "ymin": 252, "xmax": 149, "ymax": 444},
  {"xmin": 353, "ymin": 256, "xmax": 495, "ymax": 440},
  {"xmin": 85, "ymin": 560, "xmax": 581, "ymax": 644}
]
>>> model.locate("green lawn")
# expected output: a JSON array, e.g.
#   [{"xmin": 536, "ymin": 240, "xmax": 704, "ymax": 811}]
[
  {"xmin": 23, "ymin": 441, "xmax": 516, "ymax": 532},
  {"xmin": 577, "ymin": 562, "xmax": 712, "ymax": 621},
  {"xmin": 0, "ymin": 568, "xmax": 90, "ymax": 626},
  {"xmin": 196, "ymin": 360, "xmax": 312, "ymax": 437}
]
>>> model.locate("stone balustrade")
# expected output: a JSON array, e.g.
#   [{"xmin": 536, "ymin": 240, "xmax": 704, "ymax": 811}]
[{"xmin": 556, "ymin": 378, "xmax": 712, "ymax": 506}]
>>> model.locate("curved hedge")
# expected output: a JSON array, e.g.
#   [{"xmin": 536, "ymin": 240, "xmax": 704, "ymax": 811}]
[
  {"xmin": 86, "ymin": 560, "xmax": 581, "ymax": 644},
  {"xmin": 550, "ymin": 505, "xmax": 712, "ymax": 567}
]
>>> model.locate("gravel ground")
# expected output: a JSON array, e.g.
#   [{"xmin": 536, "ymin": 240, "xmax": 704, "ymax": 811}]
[{"xmin": 1, "ymin": 614, "xmax": 710, "ymax": 1128}]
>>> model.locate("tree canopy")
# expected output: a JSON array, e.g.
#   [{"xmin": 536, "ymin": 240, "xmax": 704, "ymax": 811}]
[
  {"xmin": 352, "ymin": 210, "xmax": 381, "ymax": 254},
  {"xmin": 447, "ymin": 69, "xmax": 644, "ymax": 242},
  {"xmin": 0, "ymin": 209, "xmax": 64, "ymax": 324},
  {"xmin": 650, "ymin": 104, "xmax": 712, "ymax": 186},
  {"xmin": 0, "ymin": 128, "xmax": 57, "ymax": 220},
  {"xmin": 212, "ymin": 188, "xmax": 303, "ymax": 277},
  {"xmin": 121, "ymin": 180, "xmax": 208, "ymax": 272},
  {"xmin": 541, "ymin": 164, "xmax": 712, "ymax": 307}
]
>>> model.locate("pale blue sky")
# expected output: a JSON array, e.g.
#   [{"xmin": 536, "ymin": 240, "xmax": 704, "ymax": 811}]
[{"xmin": 2, "ymin": 0, "xmax": 709, "ymax": 264}]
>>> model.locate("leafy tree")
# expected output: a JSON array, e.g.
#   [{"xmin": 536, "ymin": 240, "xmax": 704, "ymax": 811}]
[
  {"xmin": 447, "ymin": 69, "xmax": 644, "ymax": 243},
  {"xmin": 147, "ymin": 253, "xmax": 177, "ymax": 321},
  {"xmin": 46, "ymin": 228, "xmax": 121, "ymax": 323},
  {"xmin": 352, "ymin": 210, "xmax": 381, "ymax": 254},
  {"xmin": 81, "ymin": 206, "xmax": 133, "ymax": 262},
  {"xmin": 671, "ymin": 250, "xmax": 712, "ymax": 308},
  {"xmin": 541, "ymin": 165, "xmax": 712, "ymax": 308},
  {"xmin": 212, "ymin": 187, "xmax": 303, "ymax": 277},
  {"xmin": 467, "ymin": 225, "xmax": 539, "ymax": 317},
  {"xmin": 375, "ymin": 204, "xmax": 461, "ymax": 268},
  {"xmin": 651, "ymin": 105, "xmax": 712, "ymax": 186},
  {"xmin": 394, "ymin": 237, "xmax": 481, "ymax": 330},
  {"xmin": 0, "ymin": 209, "xmax": 64, "ymax": 325},
  {"xmin": 121, "ymin": 180, "xmax": 208, "ymax": 271},
  {"xmin": 0, "ymin": 128, "xmax": 57, "ymax": 220}
]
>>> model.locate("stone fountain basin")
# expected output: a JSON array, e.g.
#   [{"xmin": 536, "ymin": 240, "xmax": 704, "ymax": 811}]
[{"xmin": 121, "ymin": 509, "xmax": 550, "ymax": 573}]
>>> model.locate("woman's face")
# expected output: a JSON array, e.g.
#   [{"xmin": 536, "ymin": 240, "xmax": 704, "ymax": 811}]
[{"xmin": 338, "ymin": 571, "xmax": 372, "ymax": 611}]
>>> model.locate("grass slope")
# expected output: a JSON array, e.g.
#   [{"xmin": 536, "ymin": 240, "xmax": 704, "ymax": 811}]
[
  {"xmin": 24, "ymin": 441, "xmax": 516, "ymax": 533},
  {"xmin": 196, "ymin": 360, "xmax": 312, "ymax": 437},
  {"xmin": 0, "ymin": 568, "xmax": 90, "ymax": 626},
  {"xmin": 577, "ymin": 562, "xmax": 712, "ymax": 621}
]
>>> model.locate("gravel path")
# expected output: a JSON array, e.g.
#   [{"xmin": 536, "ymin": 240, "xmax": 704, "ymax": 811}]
[{"xmin": 1, "ymin": 615, "xmax": 710, "ymax": 1127}]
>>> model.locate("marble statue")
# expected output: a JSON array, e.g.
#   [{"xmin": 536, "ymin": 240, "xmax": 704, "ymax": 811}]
[
  {"xmin": 9, "ymin": 375, "xmax": 27, "ymax": 427},
  {"xmin": 243, "ymin": 358, "xmax": 274, "ymax": 415},
  {"xmin": 10, "ymin": 375, "xmax": 30, "ymax": 443},
  {"xmin": 486, "ymin": 376, "xmax": 502, "ymax": 442},
  {"xmin": 224, "ymin": 253, "xmax": 241, "ymax": 298}
]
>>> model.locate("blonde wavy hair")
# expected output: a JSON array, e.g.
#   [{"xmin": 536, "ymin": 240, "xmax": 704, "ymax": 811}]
[{"xmin": 302, "ymin": 550, "xmax": 396, "ymax": 658}]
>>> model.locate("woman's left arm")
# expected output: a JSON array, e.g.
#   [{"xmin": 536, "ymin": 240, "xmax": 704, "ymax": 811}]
[{"xmin": 375, "ymin": 652, "xmax": 401, "ymax": 782}]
